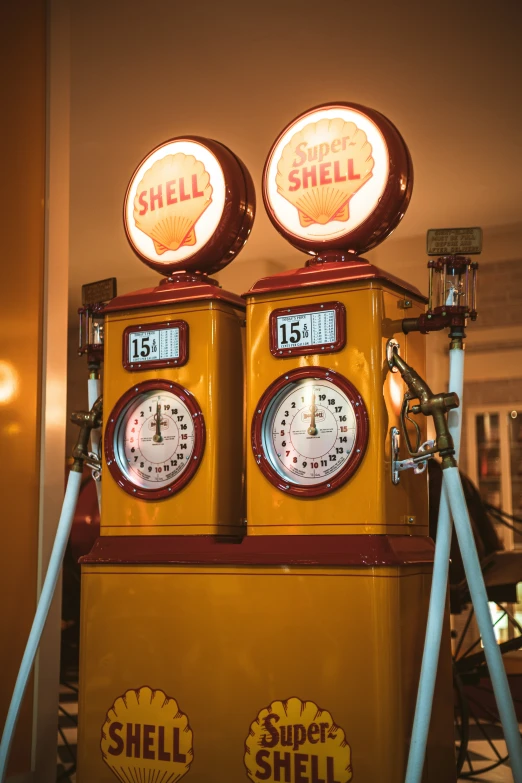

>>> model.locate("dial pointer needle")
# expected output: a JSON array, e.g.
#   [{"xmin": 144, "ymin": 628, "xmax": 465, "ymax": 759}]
[
  {"xmin": 307, "ymin": 392, "xmax": 318, "ymax": 436},
  {"xmin": 153, "ymin": 399, "xmax": 163, "ymax": 443}
]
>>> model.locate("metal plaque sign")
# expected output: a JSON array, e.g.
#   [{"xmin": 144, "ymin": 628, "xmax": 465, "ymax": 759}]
[
  {"xmin": 426, "ymin": 227, "xmax": 482, "ymax": 256},
  {"xmin": 123, "ymin": 320, "xmax": 188, "ymax": 370},
  {"xmin": 81, "ymin": 277, "xmax": 117, "ymax": 306},
  {"xmin": 269, "ymin": 302, "xmax": 346, "ymax": 357}
]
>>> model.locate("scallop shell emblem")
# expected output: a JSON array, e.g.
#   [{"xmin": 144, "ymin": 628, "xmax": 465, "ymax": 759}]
[
  {"xmin": 133, "ymin": 153, "xmax": 213, "ymax": 254},
  {"xmin": 244, "ymin": 696, "xmax": 353, "ymax": 782},
  {"xmin": 276, "ymin": 118, "xmax": 374, "ymax": 228},
  {"xmin": 100, "ymin": 686, "xmax": 193, "ymax": 783}
]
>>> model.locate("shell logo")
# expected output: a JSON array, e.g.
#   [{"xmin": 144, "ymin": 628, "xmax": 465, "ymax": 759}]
[
  {"xmin": 244, "ymin": 697, "xmax": 353, "ymax": 783},
  {"xmin": 262, "ymin": 102, "xmax": 416, "ymax": 256},
  {"xmin": 133, "ymin": 153, "xmax": 213, "ymax": 254},
  {"xmin": 100, "ymin": 686, "xmax": 193, "ymax": 783},
  {"xmin": 276, "ymin": 118, "xmax": 375, "ymax": 229},
  {"xmin": 125, "ymin": 138, "xmax": 226, "ymax": 267}
]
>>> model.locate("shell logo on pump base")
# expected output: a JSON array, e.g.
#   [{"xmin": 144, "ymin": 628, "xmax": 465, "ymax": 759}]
[
  {"xmin": 100, "ymin": 686, "xmax": 193, "ymax": 782},
  {"xmin": 244, "ymin": 697, "xmax": 353, "ymax": 782}
]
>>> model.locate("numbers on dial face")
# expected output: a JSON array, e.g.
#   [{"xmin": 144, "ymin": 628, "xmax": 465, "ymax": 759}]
[
  {"xmin": 262, "ymin": 379, "xmax": 357, "ymax": 486},
  {"xmin": 114, "ymin": 390, "xmax": 195, "ymax": 489}
]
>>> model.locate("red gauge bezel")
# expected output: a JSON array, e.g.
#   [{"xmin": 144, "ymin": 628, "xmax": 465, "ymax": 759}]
[
  {"xmin": 262, "ymin": 102, "xmax": 413, "ymax": 256},
  {"xmin": 104, "ymin": 379, "xmax": 205, "ymax": 500},
  {"xmin": 251, "ymin": 367, "xmax": 369, "ymax": 497},
  {"xmin": 122, "ymin": 320, "xmax": 189, "ymax": 371},
  {"xmin": 269, "ymin": 301, "xmax": 346, "ymax": 358},
  {"xmin": 123, "ymin": 136, "xmax": 256, "ymax": 276}
]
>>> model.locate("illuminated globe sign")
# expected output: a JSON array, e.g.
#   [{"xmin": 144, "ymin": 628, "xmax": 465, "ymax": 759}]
[
  {"xmin": 124, "ymin": 136, "xmax": 255, "ymax": 275},
  {"xmin": 263, "ymin": 103, "xmax": 413, "ymax": 255}
]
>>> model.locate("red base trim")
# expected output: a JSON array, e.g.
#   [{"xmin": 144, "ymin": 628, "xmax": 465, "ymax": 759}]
[{"xmin": 80, "ymin": 534, "xmax": 434, "ymax": 567}]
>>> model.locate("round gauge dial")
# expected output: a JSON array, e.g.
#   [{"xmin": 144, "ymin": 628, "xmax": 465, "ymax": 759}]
[
  {"xmin": 252, "ymin": 368, "xmax": 368, "ymax": 497},
  {"xmin": 105, "ymin": 379, "xmax": 205, "ymax": 499}
]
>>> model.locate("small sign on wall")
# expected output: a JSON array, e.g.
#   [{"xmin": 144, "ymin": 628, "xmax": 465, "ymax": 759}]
[{"xmin": 427, "ymin": 227, "xmax": 482, "ymax": 256}]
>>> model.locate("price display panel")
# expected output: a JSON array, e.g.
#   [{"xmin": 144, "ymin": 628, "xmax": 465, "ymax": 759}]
[
  {"xmin": 123, "ymin": 320, "xmax": 188, "ymax": 370},
  {"xmin": 269, "ymin": 302, "xmax": 346, "ymax": 358}
]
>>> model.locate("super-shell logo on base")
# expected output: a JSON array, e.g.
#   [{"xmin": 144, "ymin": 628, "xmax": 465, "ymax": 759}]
[
  {"xmin": 100, "ymin": 686, "xmax": 193, "ymax": 783},
  {"xmin": 244, "ymin": 697, "xmax": 353, "ymax": 783}
]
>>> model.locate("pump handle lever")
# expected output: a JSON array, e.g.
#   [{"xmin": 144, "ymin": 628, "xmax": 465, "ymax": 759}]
[
  {"xmin": 70, "ymin": 396, "xmax": 103, "ymax": 473},
  {"xmin": 390, "ymin": 349, "xmax": 458, "ymax": 469}
]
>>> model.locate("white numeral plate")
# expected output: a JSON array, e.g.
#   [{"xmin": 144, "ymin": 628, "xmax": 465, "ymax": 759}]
[
  {"xmin": 276, "ymin": 310, "xmax": 336, "ymax": 350},
  {"xmin": 128, "ymin": 328, "xmax": 180, "ymax": 363}
]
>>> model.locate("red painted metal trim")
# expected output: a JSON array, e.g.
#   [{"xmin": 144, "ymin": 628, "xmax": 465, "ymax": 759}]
[
  {"xmin": 262, "ymin": 102, "xmax": 413, "ymax": 256},
  {"xmin": 269, "ymin": 301, "xmax": 346, "ymax": 358},
  {"xmin": 80, "ymin": 534, "xmax": 435, "ymax": 566},
  {"xmin": 123, "ymin": 136, "xmax": 256, "ymax": 277},
  {"xmin": 103, "ymin": 275, "xmax": 245, "ymax": 313},
  {"xmin": 104, "ymin": 378, "xmax": 205, "ymax": 500},
  {"xmin": 122, "ymin": 319, "xmax": 189, "ymax": 371},
  {"xmin": 246, "ymin": 257, "xmax": 427, "ymax": 302},
  {"xmin": 251, "ymin": 367, "xmax": 369, "ymax": 498}
]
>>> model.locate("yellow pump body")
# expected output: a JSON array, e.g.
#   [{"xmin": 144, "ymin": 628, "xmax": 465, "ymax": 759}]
[
  {"xmin": 245, "ymin": 261, "xmax": 428, "ymax": 536},
  {"xmin": 77, "ymin": 263, "xmax": 456, "ymax": 783},
  {"xmin": 100, "ymin": 280, "xmax": 245, "ymax": 536}
]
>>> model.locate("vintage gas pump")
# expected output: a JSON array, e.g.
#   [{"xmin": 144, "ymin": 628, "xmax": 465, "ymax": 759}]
[
  {"xmin": 241, "ymin": 104, "xmax": 457, "ymax": 781},
  {"xmin": 76, "ymin": 136, "xmax": 255, "ymax": 779},
  {"xmin": 73, "ymin": 108, "xmax": 457, "ymax": 783},
  {"xmin": 99, "ymin": 136, "xmax": 254, "ymax": 536}
]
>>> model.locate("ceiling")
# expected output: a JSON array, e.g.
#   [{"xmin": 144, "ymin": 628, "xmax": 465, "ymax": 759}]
[{"xmin": 66, "ymin": 0, "xmax": 522, "ymax": 314}]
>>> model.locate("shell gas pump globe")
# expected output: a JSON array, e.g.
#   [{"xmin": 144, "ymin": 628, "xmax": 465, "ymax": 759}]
[
  {"xmin": 247, "ymin": 103, "xmax": 427, "ymax": 534},
  {"xmin": 101, "ymin": 136, "xmax": 255, "ymax": 535}
]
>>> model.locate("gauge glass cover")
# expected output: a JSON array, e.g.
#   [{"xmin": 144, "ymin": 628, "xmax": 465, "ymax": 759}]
[
  {"xmin": 106, "ymin": 381, "xmax": 205, "ymax": 498},
  {"xmin": 254, "ymin": 369, "xmax": 368, "ymax": 495}
]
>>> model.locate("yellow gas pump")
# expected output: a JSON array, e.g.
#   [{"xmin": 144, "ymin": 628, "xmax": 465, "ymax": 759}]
[
  {"xmin": 76, "ymin": 110, "xmax": 455, "ymax": 783},
  {"xmin": 99, "ymin": 137, "xmax": 254, "ymax": 536},
  {"xmin": 77, "ymin": 136, "xmax": 256, "ymax": 780},
  {"xmin": 239, "ymin": 104, "xmax": 456, "ymax": 781}
]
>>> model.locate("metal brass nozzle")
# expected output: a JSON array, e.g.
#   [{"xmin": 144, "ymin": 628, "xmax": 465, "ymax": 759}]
[
  {"xmin": 71, "ymin": 396, "xmax": 103, "ymax": 473},
  {"xmin": 390, "ymin": 350, "xmax": 458, "ymax": 469}
]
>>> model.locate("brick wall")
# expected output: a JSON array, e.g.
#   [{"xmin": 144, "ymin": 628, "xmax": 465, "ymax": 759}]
[{"xmin": 475, "ymin": 258, "xmax": 522, "ymax": 328}]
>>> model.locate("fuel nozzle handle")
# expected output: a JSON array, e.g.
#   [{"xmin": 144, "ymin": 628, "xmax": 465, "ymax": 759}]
[
  {"xmin": 70, "ymin": 395, "xmax": 103, "ymax": 473},
  {"xmin": 390, "ymin": 350, "xmax": 459, "ymax": 469}
]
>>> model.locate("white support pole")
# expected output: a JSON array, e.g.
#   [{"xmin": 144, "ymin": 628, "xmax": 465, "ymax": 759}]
[
  {"xmin": 405, "ymin": 346, "xmax": 464, "ymax": 783},
  {"xmin": 0, "ymin": 470, "xmax": 83, "ymax": 783},
  {"xmin": 444, "ymin": 466, "xmax": 522, "ymax": 782}
]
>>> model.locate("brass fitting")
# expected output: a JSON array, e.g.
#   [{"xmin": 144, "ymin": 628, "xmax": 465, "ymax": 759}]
[
  {"xmin": 390, "ymin": 351, "xmax": 458, "ymax": 470},
  {"xmin": 70, "ymin": 396, "xmax": 103, "ymax": 473}
]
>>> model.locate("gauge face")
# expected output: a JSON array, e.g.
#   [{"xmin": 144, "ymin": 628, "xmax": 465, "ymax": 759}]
[
  {"xmin": 252, "ymin": 368, "xmax": 368, "ymax": 497},
  {"xmin": 105, "ymin": 380, "xmax": 205, "ymax": 499}
]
